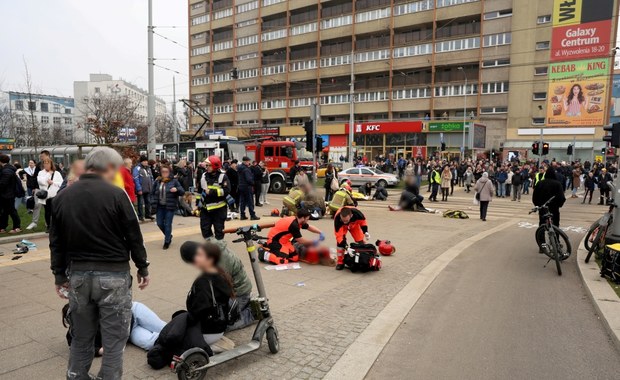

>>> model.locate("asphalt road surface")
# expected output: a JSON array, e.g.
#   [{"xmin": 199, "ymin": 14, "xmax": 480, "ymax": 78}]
[{"xmin": 367, "ymin": 220, "xmax": 620, "ymax": 380}]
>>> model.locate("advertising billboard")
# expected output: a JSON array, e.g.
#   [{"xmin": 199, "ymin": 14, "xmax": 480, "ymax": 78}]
[
  {"xmin": 610, "ymin": 74, "xmax": 620, "ymax": 124},
  {"xmin": 426, "ymin": 121, "xmax": 472, "ymax": 132},
  {"xmin": 551, "ymin": 0, "xmax": 614, "ymax": 62},
  {"xmin": 345, "ymin": 121, "xmax": 423, "ymax": 134},
  {"xmin": 546, "ymin": 58, "xmax": 610, "ymax": 126}
]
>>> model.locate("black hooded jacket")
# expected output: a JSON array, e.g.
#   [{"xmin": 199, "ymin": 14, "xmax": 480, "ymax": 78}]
[{"xmin": 532, "ymin": 167, "xmax": 566, "ymax": 210}]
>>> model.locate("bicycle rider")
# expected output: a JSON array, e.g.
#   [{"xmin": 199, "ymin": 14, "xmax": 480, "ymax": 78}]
[{"xmin": 532, "ymin": 166, "xmax": 566, "ymax": 227}]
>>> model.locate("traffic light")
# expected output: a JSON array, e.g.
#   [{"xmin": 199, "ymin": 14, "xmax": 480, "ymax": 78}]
[
  {"xmin": 542, "ymin": 142, "xmax": 549, "ymax": 155},
  {"xmin": 603, "ymin": 123, "xmax": 620, "ymax": 147},
  {"xmin": 567, "ymin": 144, "xmax": 573, "ymax": 155},
  {"xmin": 532, "ymin": 141, "xmax": 540, "ymax": 155},
  {"xmin": 602, "ymin": 148, "xmax": 606, "ymax": 155},
  {"xmin": 441, "ymin": 142, "xmax": 446, "ymax": 151},
  {"xmin": 231, "ymin": 67, "xmax": 238, "ymax": 79},
  {"xmin": 303, "ymin": 120, "xmax": 314, "ymax": 152},
  {"xmin": 315, "ymin": 136, "xmax": 324, "ymax": 153},
  {"xmin": 490, "ymin": 150, "xmax": 496, "ymax": 159}
]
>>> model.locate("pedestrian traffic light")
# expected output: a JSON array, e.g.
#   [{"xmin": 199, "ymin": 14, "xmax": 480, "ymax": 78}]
[
  {"xmin": 603, "ymin": 123, "xmax": 620, "ymax": 148},
  {"xmin": 532, "ymin": 141, "xmax": 540, "ymax": 155},
  {"xmin": 542, "ymin": 142, "xmax": 549, "ymax": 155},
  {"xmin": 231, "ymin": 67, "xmax": 238, "ymax": 80},
  {"xmin": 602, "ymin": 148, "xmax": 606, "ymax": 155},
  {"xmin": 304, "ymin": 120, "xmax": 314, "ymax": 152},
  {"xmin": 566, "ymin": 144, "xmax": 573, "ymax": 155},
  {"xmin": 315, "ymin": 136, "xmax": 324, "ymax": 153},
  {"xmin": 441, "ymin": 142, "xmax": 446, "ymax": 151}
]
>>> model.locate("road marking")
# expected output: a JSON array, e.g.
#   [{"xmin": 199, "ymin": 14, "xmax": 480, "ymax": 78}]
[{"xmin": 324, "ymin": 219, "xmax": 517, "ymax": 380}]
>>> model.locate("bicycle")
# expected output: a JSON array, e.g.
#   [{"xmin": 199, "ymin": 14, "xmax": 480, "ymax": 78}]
[
  {"xmin": 530, "ymin": 196, "xmax": 572, "ymax": 276},
  {"xmin": 584, "ymin": 200, "xmax": 616, "ymax": 263}
]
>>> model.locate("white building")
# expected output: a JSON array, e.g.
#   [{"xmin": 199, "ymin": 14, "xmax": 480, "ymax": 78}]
[
  {"xmin": 73, "ymin": 74, "xmax": 166, "ymax": 143},
  {"xmin": 5, "ymin": 91, "xmax": 75, "ymax": 146}
]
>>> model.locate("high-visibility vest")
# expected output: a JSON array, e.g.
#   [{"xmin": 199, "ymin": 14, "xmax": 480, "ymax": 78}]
[
  {"xmin": 534, "ymin": 172, "xmax": 545, "ymax": 186},
  {"xmin": 329, "ymin": 189, "xmax": 353, "ymax": 210},
  {"xmin": 201, "ymin": 173, "xmax": 227, "ymax": 211},
  {"xmin": 430, "ymin": 170, "xmax": 441, "ymax": 184},
  {"xmin": 283, "ymin": 187, "xmax": 303, "ymax": 211}
]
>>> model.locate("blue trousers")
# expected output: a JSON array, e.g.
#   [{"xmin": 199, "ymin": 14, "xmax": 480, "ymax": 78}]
[
  {"xmin": 239, "ymin": 188, "xmax": 256, "ymax": 218},
  {"xmin": 156, "ymin": 207, "xmax": 175, "ymax": 244}
]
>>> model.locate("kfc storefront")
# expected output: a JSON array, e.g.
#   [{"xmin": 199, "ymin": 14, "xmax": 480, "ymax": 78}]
[{"xmin": 345, "ymin": 121, "xmax": 427, "ymax": 159}]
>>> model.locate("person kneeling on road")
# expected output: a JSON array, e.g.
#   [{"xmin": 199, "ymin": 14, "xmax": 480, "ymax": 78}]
[
  {"xmin": 282, "ymin": 183, "xmax": 310, "ymax": 216},
  {"xmin": 181, "ymin": 239, "xmax": 255, "ymax": 331},
  {"xmin": 328, "ymin": 183, "xmax": 356, "ymax": 216},
  {"xmin": 334, "ymin": 206, "xmax": 369, "ymax": 270},
  {"xmin": 262, "ymin": 208, "xmax": 324, "ymax": 265}
]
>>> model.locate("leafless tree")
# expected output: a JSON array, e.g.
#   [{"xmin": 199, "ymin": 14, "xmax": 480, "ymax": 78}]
[
  {"xmin": 77, "ymin": 93, "xmax": 141, "ymax": 144},
  {"xmin": 51, "ymin": 125, "xmax": 66, "ymax": 145},
  {"xmin": 11, "ymin": 60, "xmax": 43, "ymax": 149},
  {"xmin": 154, "ymin": 114, "xmax": 176, "ymax": 142}
]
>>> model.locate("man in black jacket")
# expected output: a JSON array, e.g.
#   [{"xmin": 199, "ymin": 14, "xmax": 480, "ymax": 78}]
[
  {"xmin": 226, "ymin": 159, "xmax": 239, "ymax": 212},
  {"xmin": 532, "ymin": 166, "xmax": 566, "ymax": 227},
  {"xmin": 238, "ymin": 157, "xmax": 259, "ymax": 220},
  {"xmin": 50, "ymin": 147, "xmax": 150, "ymax": 380},
  {"xmin": 0, "ymin": 154, "xmax": 21, "ymax": 232},
  {"xmin": 251, "ymin": 161, "xmax": 263, "ymax": 207}
]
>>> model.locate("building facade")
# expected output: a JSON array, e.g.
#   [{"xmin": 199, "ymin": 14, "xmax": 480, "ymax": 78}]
[
  {"xmin": 73, "ymin": 74, "xmax": 167, "ymax": 143},
  {"xmin": 6, "ymin": 91, "xmax": 75, "ymax": 146},
  {"xmin": 188, "ymin": 0, "xmax": 618, "ymax": 161}
]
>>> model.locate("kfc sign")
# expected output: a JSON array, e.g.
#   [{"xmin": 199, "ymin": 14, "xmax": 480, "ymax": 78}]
[{"xmin": 346, "ymin": 121, "xmax": 423, "ymax": 134}]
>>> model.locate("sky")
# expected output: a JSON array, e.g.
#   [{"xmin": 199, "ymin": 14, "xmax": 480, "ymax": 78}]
[{"xmin": 0, "ymin": 0, "xmax": 188, "ymax": 110}]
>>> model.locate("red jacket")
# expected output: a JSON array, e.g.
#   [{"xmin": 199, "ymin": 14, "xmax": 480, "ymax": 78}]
[{"xmin": 121, "ymin": 166, "xmax": 137, "ymax": 202}]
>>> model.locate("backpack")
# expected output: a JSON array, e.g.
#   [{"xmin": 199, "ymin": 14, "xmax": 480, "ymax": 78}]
[
  {"xmin": 601, "ymin": 245, "xmax": 620, "ymax": 283},
  {"xmin": 443, "ymin": 210, "xmax": 469, "ymax": 219},
  {"xmin": 343, "ymin": 243, "xmax": 382, "ymax": 272},
  {"xmin": 14, "ymin": 175, "xmax": 25, "ymax": 198}
]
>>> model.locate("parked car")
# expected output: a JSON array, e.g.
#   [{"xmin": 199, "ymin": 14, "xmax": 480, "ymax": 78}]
[
  {"xmin": 338, "ymin": 167, "xmax": 399, "ymax": 188},
  {"xmin": 316, "ymin": 162, "xmax": 342, "ymax": 178}
]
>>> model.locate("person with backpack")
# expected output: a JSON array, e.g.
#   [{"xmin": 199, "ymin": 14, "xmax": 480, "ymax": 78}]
[
  {"xmin": 151, "ymin": 165, "xmax": 185, "ymax": 250},
  {"xmin": 199, "ymin": 156, "xmax": 230, "ymax": 240},
  {"xmin": 0, "ymin": 154, "xmax": 22, "ymax": 233}
]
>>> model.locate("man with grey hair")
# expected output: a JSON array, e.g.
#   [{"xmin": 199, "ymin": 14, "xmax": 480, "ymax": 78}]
[{"xmin": 50, "ymin": 147, "xmax": 150, "ymax": 380}]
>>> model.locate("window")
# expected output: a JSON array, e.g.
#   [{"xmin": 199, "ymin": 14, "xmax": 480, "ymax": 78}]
[
  {"xmin": 53, "ymin": 117, "xmax": 61, "ymax": 125},
  {"xmin": 191, "ymin": 2, "xmax": 204, "ymax": 10},
  {"xmin": 321, "ymin": 94, "xmax": 350, "ymax": 105},
  {"xmin": 261, "ymin": 29, "xmax": 287, "ymax": 42},
  {"xmin": 236, "ymin": 102, "xmax": 258, "ymax": 112},
  {"xmin": 532, "ymin": 117, "xmax": 546, "ymax": 125},
  {"xmin": 533, "ymin": 92, "xmax": 547, "ymax": 100},
  {"xmin": 355, "ymin": 7, "xmax": 390, "ymax": 23},
  {"xmin": 480, "ymin": 107, "xmax": 508, "ymax": 114},
  {"xmin": 356, "ymin": 50, "xmax": 390, "ymax": 63},
  {"xmin": 237, "ymin": 19, "xmax": 257, "ymax": 28},
  {"xmin": 237, "ymin": 35, "xmax": 258, "ymax": 47},
  {"xmin": 482, "ymin": 58, "xmax": 510, "ymax": 68},
  {"xmin": 53, "ymin": 104, "xmax": 61, "ymax": 113},
  {"xmin": 357, "ymin": 91, "xmax": 388, "ymax": 102},
  {"xmin": 392, "ymin": 87, "xmax": 431, "ymax": 100},
  {"xmin": 536, "ymin": 41, "xmax": 550, "ymax": 50},
  {"xmin": 484, "ymin": 9, "xmax": 512, "ymax": 20},
  {"xmin": 65, "ymin": 108, "xmax": 72, "ymax": 114},
  {"xmin": 192, "ymin": 32, "xmax": 206, "ymax": 40},
  {"xmin": 534, "ymin": 66, "xmax": 548, "ymax": 76},
  {"xmin": 321, "ymin": 15, "xmax": 352, "ymax": 30},
  {"xmin": 213, "ymin": 40, "xmax": 233, "ymax": 51},
  {"xmin": 41, "ymin": 116, "xmax": 49, "ymax": 124},
  {"xmin": 262, "ymin": 64, "xmax": 286, "ymax": 76},
  {"xmin": 238, "ymin": 68, "xmax": 258, "ymax": 79},
  {"xmin": 320, "ymin": 54, "xmax": 351, "ymax": 68},
  {"xmin": 28, "ymin": 101, "xmax": 36, "ymax": 111},
  {"xmin": 394, "ymin": 43, "xmax": 433, "ymax": 58},
  {"xmin": 212, "ymin": 72, "xmax": 231, "ymax": 83},
  {"xmin": 214, "ymin": 8, "xmax": 233, "ymax": 19},
  {"xmin": 193, "ymin": 63, "xmax": 205, "ymax": 70},
  {"xmin": 434, "ymin": 84, "xmax": 477, "ymax": 97},
  {"xmin": 64, "ymin": 117, "xmax": 72, "ymax": 125},
  {"xmin": 483, "ymin": 33, "xmax": 511, "ymax": 47},
  {"xmin": 537, "ymin": 15, "xmax": 551, "ymax": 24},
  {"xmin": 40, "ymin": 103, "xmax": 49, "ymax": 112},
  {"xmin": 65, "ymin": 129, "xmax": 73, "ymax": 139},
  {"xmin": 289, "ymin": 97, "xmax": 313, "ymax": 107},
  {"xmin": 94, "ymin": 87, "xmax": 100, "ymax": 93},
  {"xmin": 290, "ymin": 22, "xmax": 318, "ymax": 36},
  {"xmin": 435, "ymin": 37, "xmax": 480, "ymax": 53},
  {"xmin": 214, "ymin": 104, "xmax": 233, "ymax": 114},
  {"xmin": 15, "ymin": 100, "xmax": 23, "ymax": 110},
  {"xmin": 191, "ymin": 46, "xmax": 210, "ymax": 56},
  {"xmin": 191, "ymin": 76, "xmax": 209, "ymax": 86},
  {"xmin": 236, "ymin": 0, "xmax": 258, "ymax": 13},
  {"xmin": 394, "ymin": 0, "xmax": 434, "ymax": 16},
  {"xmin": 360, "ymin": 168, "xmax": 373, "ymax": 175},
  {"xmin": 238, "ymin": 86, "xmax": 259, "ymax": 93},
  {"xmin": 262, "ymin": 0, "xmax": 284, "ymax": 6},
  {"xmin": 290, "ymin": 59, "xmax": 317, "ymax": 72},
  {"xmin": 261, "ymin": 99, "xmax": 286, "ymax": 109},
  {"xmin": 191, "ymin": 15, "xmax": 209, "ymax": 26},
  {"xmin": 437, "ymin": 0, "xmax": 478, "ymax": 7},
  {"xmin": 481, "ymin": 82, "xmax": 509, "ymax": 94},
  {"xmin": 237, "ymin": 52, "xmax": 258, "ymax": 61}
]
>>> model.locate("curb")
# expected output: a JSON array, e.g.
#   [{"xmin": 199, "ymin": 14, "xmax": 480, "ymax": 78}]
[
  {"xmin": 576, "ymin": 236, "xmax": 620, "ymax": 351},
  {"xmin": 324, "ymin": 219, "xmax": 517, "ymax": 380},
  {"xmin": 0, "ymin": 232, "xmax": 47, "ymax": 245}
]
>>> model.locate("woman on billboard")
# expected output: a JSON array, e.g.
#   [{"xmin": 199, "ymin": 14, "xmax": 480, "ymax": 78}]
[{"xmin": 563, "ymin": 84, "xmax": 588, "ymax": 117}]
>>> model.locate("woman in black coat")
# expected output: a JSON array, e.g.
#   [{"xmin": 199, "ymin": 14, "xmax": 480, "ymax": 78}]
[{"xmin": 151, "ymin": 165, "xmax": 185, "ymax": 250}]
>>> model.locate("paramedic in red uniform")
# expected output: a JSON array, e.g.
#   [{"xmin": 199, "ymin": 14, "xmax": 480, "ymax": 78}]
[
  {"xmin": 334, "ymin": 206, "xmax": 369, "ymax": 270},
  {"xmin": 262, "ymin": 209, "xmax": 324, "ymax": 265}
]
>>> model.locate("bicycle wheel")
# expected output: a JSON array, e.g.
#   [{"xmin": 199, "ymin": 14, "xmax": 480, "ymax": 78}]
[
  {"xmin": 584, "ymin": 224, "xmax": 599, "ymax": 251},
  {"xmin": 552, "ymin": 226, "xmax": 572, "ymax": 261},
  {"xmin": 552, "ymin": 235, "xmax": 562, "ymax": 276},
  {"xmin": 585, "ymin": 226, "xmax": 605, "ymax": 263}
]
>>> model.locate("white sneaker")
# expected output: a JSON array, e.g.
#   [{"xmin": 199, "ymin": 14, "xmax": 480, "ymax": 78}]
[{"xmin": 26, "ymin": 222, "xmax": 37, "ymax": 230}]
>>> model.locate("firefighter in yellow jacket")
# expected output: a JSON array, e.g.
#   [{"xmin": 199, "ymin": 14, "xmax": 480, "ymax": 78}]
[
  {"xmin": 199, "ymin": 156, "xmax": 230, "ymax": 240},
  {"xmin": 328, "ymin": 183, "xmax": 356, "ymax": 216},
  {"xmin": 282, "ymin": 183, "xmax": 310, "ymax": 216}
]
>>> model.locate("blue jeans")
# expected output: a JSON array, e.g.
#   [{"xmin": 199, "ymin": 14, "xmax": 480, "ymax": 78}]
[
  {"xmin": 415, "ymin": 175, "xmax": 422, "ymax": 188},
  {"xmin": 137, "ymin": 192, "xmax": 151, "ymax": 219},
  {"xmin": 130, "ymin": 302, "xmax": 166, "ymax": 351},
  {"xmin": 523, "ymin": 180, "xmax": 530, "ymax": 194},
  {"xmin": 498, "ymin": 182, "xmax": 506, "ymax": 197},
  {"xmin": 156, "ymin": 206, "xmax": 175, "ymax": 244}
]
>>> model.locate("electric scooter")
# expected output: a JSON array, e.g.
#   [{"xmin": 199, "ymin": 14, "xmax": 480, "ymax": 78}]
[{"xmin": 171, "ymin": 223, "xmax": 279, "ymax": 380}]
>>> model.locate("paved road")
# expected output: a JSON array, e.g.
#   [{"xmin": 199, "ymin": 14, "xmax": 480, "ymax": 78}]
[{"xmin": 367, "ymin": 209, "xmax": 620, "ymax": 379}]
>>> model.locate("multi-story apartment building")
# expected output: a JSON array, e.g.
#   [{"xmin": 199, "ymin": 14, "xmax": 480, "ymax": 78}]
[
  {"xmin": 74, "ymin": 74, "xmax": 167, "ymax": 143},
  {"xmin": 188, "ymin": 0, "xmax": 617, "ymax": 161},
  {"xmin": 6, "ymin": 91, "xmax": 75, "ymax": 146}
]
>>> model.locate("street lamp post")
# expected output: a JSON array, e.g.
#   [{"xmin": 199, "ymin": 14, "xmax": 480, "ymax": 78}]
[{"xmin": 458, "ymin": 67, "xmax": 467, "ymax": 162}]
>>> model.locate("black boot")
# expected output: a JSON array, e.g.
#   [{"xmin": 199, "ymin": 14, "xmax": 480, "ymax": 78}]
[{"xmin": 336, "ymin": 264, "xmax": 345, "ymax": 270}]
